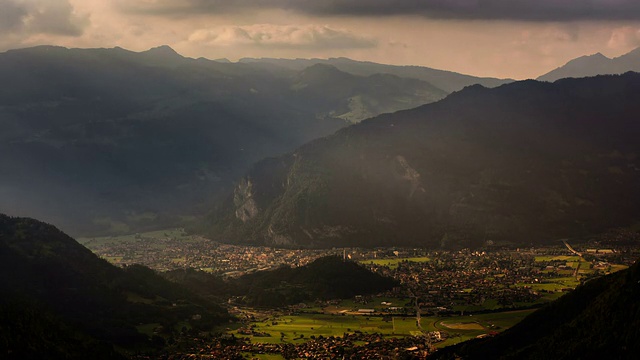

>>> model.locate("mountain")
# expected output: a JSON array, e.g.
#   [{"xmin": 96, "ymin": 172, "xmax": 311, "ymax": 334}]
[
  {"xmin": 0, "ymin": 45, "xmax": 444, "ymax": 236},
  {"xmin": 538, "ymin": 47, "xmax": 640, "ymax": 82},
  {"xmin": 288, "ymin": 63, "xmax": 447, "ymax": 123},
  {"xmin": 0, "ymin": 214, "xmax": 229, "ymax": 357},
  {"xmin": 0, "ymin": 298, "xmax": 126, "ymax": 360},
  {"xmin": 204, "ymin": 73, "xmax": 640, "ymax": 249},
  {"xmin": 228, "ymin": 256, "xmax": 397, "ymax": 307},
  {"xmin": 240, "ymin": 56, "xmax": 512, "ymax": 93},
  {"xmin": 163, "ymin": 256, "xmax": 397, "ymax": 308},
  {"xmin": 429, "ymin": 259, "xmax": 640, "ymax": 359}
]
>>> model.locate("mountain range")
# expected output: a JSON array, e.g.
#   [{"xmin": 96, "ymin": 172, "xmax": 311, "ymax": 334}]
[
  {"xmin": 538, "ymin": 47, "xmax": 640, "ymax": 82},
  {"xmin": 2, "ymin": 44, "xmax": 639, "ymax": 242},
  {"xmin": 0, "ymin": 45, "xmax": 495, "ymax": 237},
  {"xmin": 239, "ymin": 56, "xmax": 512, "ymax": 93},
  {"xmin": 205, "ymin": 73, "xmax": 640, "ymax": 249}
]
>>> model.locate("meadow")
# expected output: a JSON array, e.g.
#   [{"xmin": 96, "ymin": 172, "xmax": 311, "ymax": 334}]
[{"xmin": 230, "ymin": 309, "xmax": 535, "ymax": 348}]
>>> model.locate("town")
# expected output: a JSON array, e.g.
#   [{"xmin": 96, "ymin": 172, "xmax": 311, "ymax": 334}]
[
  {"xmin": 79, "ymin": 228, "xmax": 639, "ymax": 359},
  {"xmin": 81, "ymin": 228, "xmax": 639, "ymax": 314}
]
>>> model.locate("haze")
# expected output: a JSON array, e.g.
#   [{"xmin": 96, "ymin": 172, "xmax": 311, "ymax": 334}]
[{"xmin": 2, "ymin": 0, "xmax": 640, "ymax": 79}]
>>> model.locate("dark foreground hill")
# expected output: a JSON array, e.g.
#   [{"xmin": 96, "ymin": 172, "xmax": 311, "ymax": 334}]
[
  {"xmin": 429, "ymin": 259, "xmax": 640, "ymax": 359},
  {"xmin": 0, "ymin": 45, "xmax": 446, "ymax": 236},
  {"xmin": 205, "ymin": 73, "xmax": 640, "ymax": 248},
  {"xmin": 0, "ymin": 214, "xmax": 229, "ymax": 358}
]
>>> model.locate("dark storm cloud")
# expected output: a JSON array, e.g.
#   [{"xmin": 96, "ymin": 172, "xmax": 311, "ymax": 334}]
[
  {"xmin": 122, "ymin": 0, "xmax": 640, "ymax": 21},
  {"xmin": 0, "ymin": 0, "xmax": 88, "ymax": 36}
]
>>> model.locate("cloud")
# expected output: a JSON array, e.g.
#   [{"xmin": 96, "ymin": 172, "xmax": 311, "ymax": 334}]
[
  {"xmin": 187, "ymin": 24, "xmax": 377, "ymax": 49},
  {"xmin": 119, "ymin": 0, "xmax": 640, "ymax": 21},
  {"xmin": 0, "ymin": 0, "xmax": 88, "ymax": 37},
  {"xmin": 607, "ymin": 26, "xmax": 640, "ymax": 49},
  {"xmin": 0, "ymin": 0, "xmax": 28, "ymax": 33}
]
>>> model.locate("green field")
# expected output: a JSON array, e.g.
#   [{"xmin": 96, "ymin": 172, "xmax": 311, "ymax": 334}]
[
  {"xmin": 136, "ymin": 323, "xmax": 161, "ymax": 336},
  {"xmin": 317, "ymin": 296, "xmax": 411, "ymax": 315},
  {"xmin": 233, "ymin": 314, "xmax": 391, "ymax": 344},
  {"xmin": 514, "ymin": 276, "xmax": 579, "ymax": 293},
  {"xmin": 431, "ymin": 310, "xmax": 535, "ymax": 347},
  {"xmin": 534, "ymin": 255, "xmax": 579, "ymax": 262},
  {"xmin": 534, "ymin": 255, "xmax": 596, "ymax": 277},
  {"xmin": 239, "ymin": 313, "xmax": 427, "ymax": 343},
  {"xmin": 360, "ymin": 257, "xmax": 431, "ymax": 269},
  {"xmin": 608, "ymin": 264, "xmax": 629, "ymax": 273},
  {"xmin": 241, "ymin": 354, "xmax": 285, "ymax": 360},
  {"xmin": 230, "ymin": 309, "xmax": 535, "ymax": 348}
]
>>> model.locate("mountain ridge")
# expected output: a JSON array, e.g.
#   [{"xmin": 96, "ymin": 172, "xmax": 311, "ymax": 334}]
[
  {"xmin": 0, "ymin": 213, "xmax": 229, "ymax": 356},
  {"xmin": 204, "ymin": 73, "xmax": 640, "ymax": 249},
  {"xmin": 0, "ymin": 45, "xmax": 449, "ymax": 236},
  {"xmin": 239, "ymin": 56, "xmax": 513, "ymax": 92},
  {"xmin": 538, "ymin": 46, "xmax": 640, "ymax": 82}
]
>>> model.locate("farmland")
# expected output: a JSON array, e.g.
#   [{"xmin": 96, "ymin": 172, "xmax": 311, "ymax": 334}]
[{"xmin": 229, "ymin": 309, "xmax": 536, "ymax": 348}]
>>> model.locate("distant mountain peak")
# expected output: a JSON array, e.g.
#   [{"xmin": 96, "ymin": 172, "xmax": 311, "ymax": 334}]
[
  {"xmin": 302, "ymin": 63, "xmax": 344, "ymax": 74},
  {"xmin": 142, "ymin": 45, "xmax": 181, "ymax": 58},
  {"xmin": 615, "ymin": 46, "xmax": 640, "ymax": 60},
  {"xmin": 296, "ymin": 63, "xmax": 352, "ymax": 83},
  {"xmin": 589, "ymin": 52, "xmax": 607, "ymax": 59},
  {"xmin": 305, "ymin": 63, "xmax": 338, "ymax": 69},
  {"xmin": 565, "ymin": 52, "xmax": 610, "ymax": 65},
  {"xmin": 537, "ymin": 47, "xmax": 640, "ymax": 82}
]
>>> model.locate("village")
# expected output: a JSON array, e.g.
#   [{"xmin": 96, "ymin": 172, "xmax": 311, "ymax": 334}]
[
  {"xmin": 82, "ymin": 229, "xmax": 639, "ymax": 359},
  {"xmin": 81, "ymin": 228, "xmax": 638, "ymax": 314}
]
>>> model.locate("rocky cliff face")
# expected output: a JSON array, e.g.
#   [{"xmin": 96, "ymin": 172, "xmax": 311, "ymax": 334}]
[{"xmin": 233, "ymin": 178, "xmax": 259, "ymax": 223}]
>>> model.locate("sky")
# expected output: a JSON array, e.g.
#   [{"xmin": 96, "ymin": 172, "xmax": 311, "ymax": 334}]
[{"xmin": 1, "ymin": 0, "xmax": 640, "ymax": 79}]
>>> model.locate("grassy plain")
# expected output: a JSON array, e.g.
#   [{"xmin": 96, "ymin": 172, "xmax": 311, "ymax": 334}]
[
  {"xmin": 325, "ymin": 297, "xmax": 410, "ymax": 312},
  {"xmin": 430, "ymin": 310, "xmax": 535, "ymax": 347},
  {"xmin": 230, "ymin": 309, "xmax": 535, "ymax": 348}
]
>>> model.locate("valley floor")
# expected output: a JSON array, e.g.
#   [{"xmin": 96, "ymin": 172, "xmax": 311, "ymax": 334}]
[{"xmin": 81, "ymin": 228, "xmax": 639, "ymax": 359}]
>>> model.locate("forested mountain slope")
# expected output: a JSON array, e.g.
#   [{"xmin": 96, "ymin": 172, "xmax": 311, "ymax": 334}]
[
  {"xmin": 206, "ymin": 73, "xmax": 640, "ymax": 248},
  {"xmin": 0, "ymin": 214, "xmax": 228, "ymax": 357},
  {"xmin": 0, "ymin": 45, "xmax": 444, "ymax": 236}
]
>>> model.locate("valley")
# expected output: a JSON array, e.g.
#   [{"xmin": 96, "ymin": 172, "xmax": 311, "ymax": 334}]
[
  {"xmin": 2, "ymin": 29, "xmax": 640, "ymax": 358},
  {"xmin": 159, "ymin": 310, "xmax": 534, "ymax": 359},
  {"xmin": 75, "ymin": 227, "xmax": 638, "ymax": 358},
  {"xmin": 0, "ymin": 46, "xmax": 459, "ymax": 237}
]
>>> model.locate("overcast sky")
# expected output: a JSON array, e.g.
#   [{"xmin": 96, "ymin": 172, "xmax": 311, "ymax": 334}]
[{"xmin": 2, "ymin": 0, "xmax": 640, "ymax": 79}]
